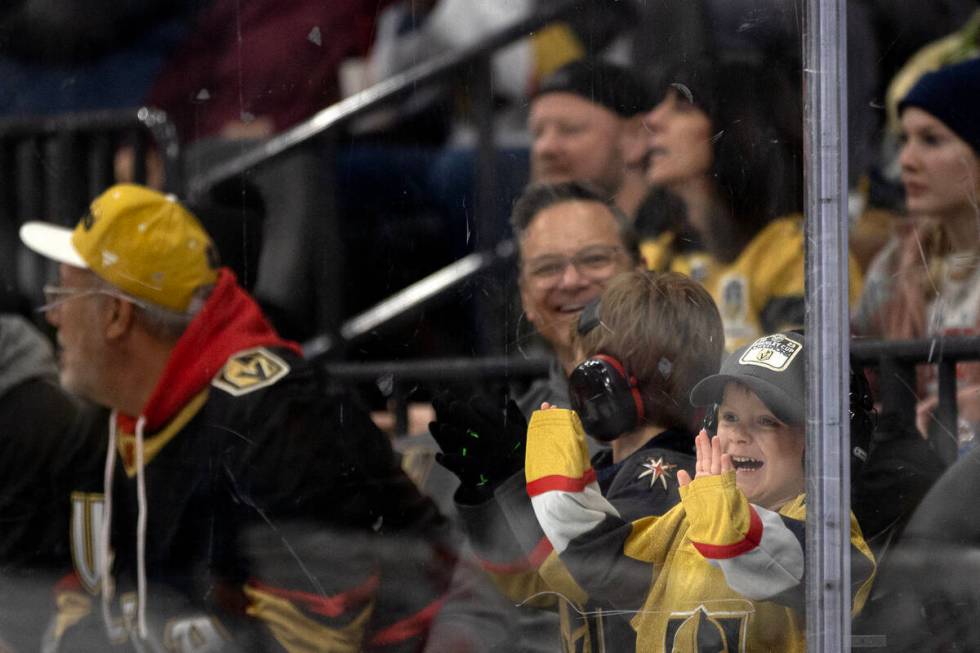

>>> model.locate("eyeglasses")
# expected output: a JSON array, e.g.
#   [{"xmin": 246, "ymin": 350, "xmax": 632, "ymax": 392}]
[
  {"xmin": 38, "ymin": 284, "xmax": 148, "ymax": 313},
  {"xmin": 523, "ymin": 245, "xmax": 625, "ymax": 288}
]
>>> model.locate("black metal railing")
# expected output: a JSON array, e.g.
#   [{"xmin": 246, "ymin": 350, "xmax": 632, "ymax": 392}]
[
  {"xmin": 852, "ymin": 335, "xmax": 980, "ymax": 465},
  {"xmin": 185, "ymin": 0, "xmax": 577, "ymax": 202},
  {"xmin": 184, "ymin": 1, "xmax": 577, "ymax": 355},
  {"xmin": 325, "ymin": 354, "xmax": 550, "ymax": 434},
  {"xmin": 3, "ymin": 4, "xmax": 576, "ymax": 350},
  {"xmin": 0, "ymin": 107, "xmax": 180, "ymax": 305},
  {"xmin": 337, "ymin": 336, "xmax": 980, "ymax": 456},
  {"xmin": 0, "ymin": 106, "xmax": 181, "ymax": 200},
  {"xmin": 302, "ymin": 239, "xmax": 517, "ymax": 360}
]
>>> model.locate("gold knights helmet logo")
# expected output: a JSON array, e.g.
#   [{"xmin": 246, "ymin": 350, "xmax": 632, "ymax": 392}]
[
  {"xmin": 737, "ymin": 334, "xmax": 801, "ymax": 372},
  {"xmin": 213, "ymin": 347, "xmax": 290, "ymax": 396}
]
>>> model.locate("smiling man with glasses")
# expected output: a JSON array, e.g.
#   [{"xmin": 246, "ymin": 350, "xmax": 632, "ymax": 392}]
[
  {"xmin": 416, "ymin": 181, "xmax": 643, "ymax": 653},
  {"xmin": 511, "ymin": 181, "xmax": 642, "ymax": 405}
]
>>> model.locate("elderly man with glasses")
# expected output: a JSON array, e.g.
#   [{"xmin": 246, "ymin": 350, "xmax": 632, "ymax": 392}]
[{"xmin": 19, "ymin": 184, "xmax": 454, "ymax": 652}]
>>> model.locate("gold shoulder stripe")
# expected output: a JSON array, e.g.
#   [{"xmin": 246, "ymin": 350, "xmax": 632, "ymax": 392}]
[
  {"xmin": 244, "ymin": 584, "xmax": 371, "ymax": 653},
  {"xmin": 118, "ymin": 390, "xmax": 210, "ymax": 477},
  {"xmin": 213, "ymin": 347, "xmax": 290, "ymax": 396}
]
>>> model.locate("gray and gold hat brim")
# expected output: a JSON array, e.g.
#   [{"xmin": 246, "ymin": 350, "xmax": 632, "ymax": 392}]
[{"xmin": 690, "ymin": 372, "xmax": 804, "ymax": 426}]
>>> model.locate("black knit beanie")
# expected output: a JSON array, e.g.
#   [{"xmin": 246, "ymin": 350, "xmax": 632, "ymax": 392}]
[
  {"xmin": 533, "ymin": 59, "xmax": 654, "ymax": 118},
  {"xmin": 899, "ymin": 57, "xmax": 980, "ymax": 153}
]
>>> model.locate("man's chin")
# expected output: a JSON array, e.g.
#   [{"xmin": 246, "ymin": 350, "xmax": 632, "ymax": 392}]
[
  {"xmin": 59, "ymin": 372, "xmax": 90, "ymax": 401},
  {"xmin": 549, "ymin": 309, "xmax": 583, "ymax": 330},
  {"xmin": 60, "ymin": 374, "xmax": 80, "ymax": 395},
  {"xmin": 539, "ymin": 313, "xmax": 581, "ymax": 350}
]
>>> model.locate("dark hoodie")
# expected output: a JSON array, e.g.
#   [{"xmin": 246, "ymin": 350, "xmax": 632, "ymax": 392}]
[
  {"xmin": 116, "ymin": 267, "xmax": 300, "ymax": 437},
  {"xmin": 53, "ymin": 271, "xmax": 452, "ymax": 652}
]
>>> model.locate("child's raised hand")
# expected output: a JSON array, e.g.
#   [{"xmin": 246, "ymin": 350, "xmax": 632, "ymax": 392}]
[{"xmin": 678, "ymin": 430, "xmax": 733, "ymax": 487}]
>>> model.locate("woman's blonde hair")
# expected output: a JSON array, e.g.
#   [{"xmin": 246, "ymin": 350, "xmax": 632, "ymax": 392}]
[{"xmin": 878, "ymin": 218, "xmax": 961, "ymax": 339}]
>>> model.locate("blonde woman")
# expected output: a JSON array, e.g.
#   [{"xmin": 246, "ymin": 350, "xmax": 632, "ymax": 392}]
[{"xmin": 854, "ymin": 57, "xmax": 980, "ymax": 447}]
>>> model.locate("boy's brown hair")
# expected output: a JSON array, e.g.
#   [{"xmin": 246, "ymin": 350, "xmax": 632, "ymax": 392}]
[{"xmin": 572, "ymin": 270, "xmax": 724, "ymax": 430}]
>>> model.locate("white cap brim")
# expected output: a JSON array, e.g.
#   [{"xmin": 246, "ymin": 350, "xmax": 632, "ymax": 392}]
[{"xmin": 19, "ymin": 222, "xmax": 87, "ymax": 268}]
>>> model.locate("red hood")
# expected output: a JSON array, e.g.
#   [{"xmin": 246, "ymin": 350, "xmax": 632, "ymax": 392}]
[{"xmin": 118, "ymin": 268, "xmax": 301, "ymax": 432}]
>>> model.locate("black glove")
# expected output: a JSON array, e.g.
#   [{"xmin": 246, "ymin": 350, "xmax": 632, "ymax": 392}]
[{"xmin": 429, "ymin": 393, "xmax": 527, "ymax": 501}]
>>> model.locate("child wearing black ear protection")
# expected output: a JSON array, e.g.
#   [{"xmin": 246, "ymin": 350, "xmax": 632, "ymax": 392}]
[
  {"xmin": 526, "ymin": 331, "xmax": 876, "ymax": 651},
  {"xmin": 430, "ymin": 269, "xmax": 727, "ymax": 652},
  {"xmin": 565, "ymin": 270, "xmax": 725, "ymax": 515}
]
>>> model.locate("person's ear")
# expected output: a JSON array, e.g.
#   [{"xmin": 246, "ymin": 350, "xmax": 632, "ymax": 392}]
[{"xmin": 105, "ymin": 297, "xmax": 137, "ymax": 341}]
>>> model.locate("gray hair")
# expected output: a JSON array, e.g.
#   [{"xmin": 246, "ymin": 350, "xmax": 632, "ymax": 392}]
[{"xmin": 90, "ymin": 275, "xmax": 212, "ymax": 342}]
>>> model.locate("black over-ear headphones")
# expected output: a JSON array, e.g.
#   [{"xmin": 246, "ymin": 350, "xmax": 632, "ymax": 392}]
[
  {"xmin": 569, "ymin": 355, "xmax": 645, "ymax": 442},
  {"xmin": 568, "ymin": 299, "xmax": 646, "ymax": 441}
]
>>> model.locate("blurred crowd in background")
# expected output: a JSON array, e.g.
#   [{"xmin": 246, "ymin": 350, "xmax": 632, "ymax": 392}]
[{"xmin": 0, "ymin": 0, "xmax": 979, "ymax": 651}]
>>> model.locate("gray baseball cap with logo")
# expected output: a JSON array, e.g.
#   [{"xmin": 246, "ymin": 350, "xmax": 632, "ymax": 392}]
[{"xmin": 690, "ymin": 332, "xmax": 805, "ymax": 426}]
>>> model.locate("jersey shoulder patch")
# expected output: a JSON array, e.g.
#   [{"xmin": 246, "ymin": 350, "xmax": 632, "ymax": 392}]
[{"xmin": 213, "ymin": 347, "xmax": 291, "ymax": 396}]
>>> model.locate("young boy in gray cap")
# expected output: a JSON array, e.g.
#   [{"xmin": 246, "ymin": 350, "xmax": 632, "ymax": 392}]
[{"xmin": 525, "ymin": 332, "xmax": 875, "ymax": 651}]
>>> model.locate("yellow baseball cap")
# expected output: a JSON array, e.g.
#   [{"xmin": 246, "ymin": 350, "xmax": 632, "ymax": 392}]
[{"xmin": 19, "ymin": 184, "xmax": 220, "ymax": 313}]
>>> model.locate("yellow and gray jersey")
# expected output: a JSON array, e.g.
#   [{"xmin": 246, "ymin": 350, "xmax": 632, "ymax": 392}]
[
  {"xmin": 526, "ymin": 408, "xmax": 876, "ymax": 652},
  {"xmin": 458, "ymin": 430, "xmax": 696, "ymax": 652}
]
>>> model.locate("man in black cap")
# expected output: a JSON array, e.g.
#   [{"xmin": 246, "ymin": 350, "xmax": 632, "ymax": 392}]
[{"xmin": 529, "ymin": 59, "xmax": 655, "ymax": 218}]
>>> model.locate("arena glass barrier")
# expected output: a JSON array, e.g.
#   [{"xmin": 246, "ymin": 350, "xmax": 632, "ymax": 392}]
[{"xmin": 6, "ymin": 0, "xmax": 978, "ymax": 649}]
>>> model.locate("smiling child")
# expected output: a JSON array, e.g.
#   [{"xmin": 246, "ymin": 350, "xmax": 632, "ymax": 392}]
[{"xmin": 525, "ymin": 332, "xmax": 875, "ymax": 651}]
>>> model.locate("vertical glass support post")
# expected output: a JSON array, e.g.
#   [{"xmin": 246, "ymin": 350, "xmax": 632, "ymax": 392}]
[{"xmin": 803, "ymin": 0, "xmax": 851, "ymax": 650}]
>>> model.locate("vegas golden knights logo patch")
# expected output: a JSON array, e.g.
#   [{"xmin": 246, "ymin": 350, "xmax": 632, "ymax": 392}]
[
  {"xmin": 738, "ymin": 333, "xmax": 802, "ymax": 372},
  {"xmin": 213, "ymin": 347, "xmax": 290, "ymax": 396},
  {"xmin": 70, "ymin": 492, "xmax": 105, "ymax": 595}
]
